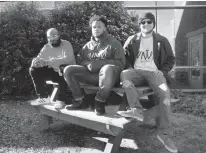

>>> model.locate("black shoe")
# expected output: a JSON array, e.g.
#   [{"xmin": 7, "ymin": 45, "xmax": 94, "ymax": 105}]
[
  {"xmin": 95, "ymin": 100, "xmax": 105, "ymax": 115},
  {"xmin": 65, "ymin": 99, "xmax": 88, "ymax": 110},
  {"xmin": 89, "ymin": 100, "xmax": 95, "ymax": 111}
]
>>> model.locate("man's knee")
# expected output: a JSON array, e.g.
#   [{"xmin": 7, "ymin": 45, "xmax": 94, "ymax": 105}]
[
  {"xmin": 120, "ymin": 69, "xmax": 131, "ymax": 81},
  {"xmin": 99, "ymin": 65, "xmax": 120, "ymax": 87},
  {"xmin": 63, "ymin": 65, "xmax": 77, "ymax": 76},
  {"xmin": 99, "ymin": 65, "xmax": 118, "ymax": 76},
  {"xmin": 156, "ymin": 85, "xmax": 171, "ymax": 106}
]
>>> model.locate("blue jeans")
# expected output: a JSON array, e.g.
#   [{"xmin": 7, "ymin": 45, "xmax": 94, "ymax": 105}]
[
  {"xmin": 63, "ymin": 64, "xmax": 121, "ymax": 102},
  {"xmin": 121, "ymin": 69, "xmax": 171, "ymax": 130}
]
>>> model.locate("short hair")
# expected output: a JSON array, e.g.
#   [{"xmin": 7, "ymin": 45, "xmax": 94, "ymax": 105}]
[{"xmin": 89, "ymin": 15, "xmax": 108, "ymax": 27}]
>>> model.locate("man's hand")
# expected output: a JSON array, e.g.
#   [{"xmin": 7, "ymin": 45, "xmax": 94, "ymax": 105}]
[
  {"xmin": 86, "ymin": 62, "xmax": 93, "ymax": 71},
  {"xmin": 81, "ymin": 61, "xmax": 97, "ymax": 72},
  {"xmin": 32, "ymin": 58, "xmax": 47, "ymax": 68},
  {"xmin": 86, "ymin": 61, "xmax": 100, "ymax": 72}
]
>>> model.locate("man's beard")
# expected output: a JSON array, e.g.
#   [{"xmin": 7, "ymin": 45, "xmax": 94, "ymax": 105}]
[{"xmin": 50, "ymin": 39, "xmax": 61, "ymax": 47}]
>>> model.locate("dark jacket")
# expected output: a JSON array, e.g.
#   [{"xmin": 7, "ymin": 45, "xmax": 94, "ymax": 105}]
[
  {"xmin": 79, "ymin": 32, "xmax": 125, "ymax": 72},
  {"xmin": 123, "ymin": 32, "xmax": 175, "ymax": 84}
]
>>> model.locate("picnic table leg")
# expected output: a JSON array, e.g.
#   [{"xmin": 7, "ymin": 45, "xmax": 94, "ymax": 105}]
[
  {"xmin": 32, "ymin": 106, "xmax": 53, "ymax": 130},
  {"xmin": 103, "ymin": 130, "xmax": 125, "ymax": 153},
  {"xmin": 38, "ymin": 115, "xmax": 53, "ymax": 131}
]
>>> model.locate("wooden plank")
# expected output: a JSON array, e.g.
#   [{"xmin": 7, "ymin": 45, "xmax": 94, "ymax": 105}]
[
  {"xmin": 174, "ymin": 66, "xmax": 206, "ymax": 69},
  {"xmin": 178, "ymin": 89, "xmax": 206, "ymax": 93},
  {"xmin": 81, "ymin": 84, "xmax": 153, "ymax": 95},
  {"xmin": 104, "ymin": 130, "xmax": 125, "ymax": 153},
  {"xmin": 171, "ymin": 99, "xmax": 180, "ymax": 103},
  {"xmin": 36, "ymin": 104, "xmax": 131, "ymax": 136},
  {"xmin": 50, "ymin": 86, "xmax": 58, "ymax": 102},
  {"xmin": 125, "ymin": 5, "xmax": 206, "ymax": 10}
]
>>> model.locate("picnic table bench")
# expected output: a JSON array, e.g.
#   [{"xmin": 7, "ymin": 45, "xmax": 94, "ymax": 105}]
[{"xmin": 29, "ymin": 81, "xmax": 155, "ymax": 153}]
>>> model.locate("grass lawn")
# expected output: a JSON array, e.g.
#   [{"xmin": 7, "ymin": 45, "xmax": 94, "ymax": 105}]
[{"xmin": 0, "ymin": 93, "xmax": 206, "ymax": 153}]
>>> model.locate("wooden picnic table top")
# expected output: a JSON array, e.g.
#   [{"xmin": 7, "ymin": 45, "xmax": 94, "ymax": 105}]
[
  {"xmin": 80, "ymin": 84, "xmax": 153, "ymax": 94},
  {"xmin": 30, "ymin": 101, "xmax": 132, "ymax": 136},
  {"xmin": 38, "ymin": 104, "xmax": 130, "ymax": 127}
]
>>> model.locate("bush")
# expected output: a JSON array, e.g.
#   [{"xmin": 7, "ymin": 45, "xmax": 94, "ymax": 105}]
[
  {"xmin": 0, "ymin": 1, "xmax": 138, "ymax": 96},
  {"xmin": 0, "ymin": 2, "xmax": 49, "ymax": 95},
  {"xmin": 50, "ymin": 1, "xmax": 139, "ymax": 56}
]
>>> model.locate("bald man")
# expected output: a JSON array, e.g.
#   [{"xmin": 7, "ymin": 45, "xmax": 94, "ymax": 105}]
[{"xmin": 29, "ymin": 28, "xmax": 76, "ymax": 107}]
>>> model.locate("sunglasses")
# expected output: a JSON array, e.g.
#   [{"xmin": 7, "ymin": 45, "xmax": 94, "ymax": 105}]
[{"xmin": 141, "ymin": 20, "xmax": 153, "ymax": 25}]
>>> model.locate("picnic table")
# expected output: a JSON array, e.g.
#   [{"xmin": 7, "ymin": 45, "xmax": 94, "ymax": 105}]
[{"xmin": 29, "ymin": 81, "xmax": 154, "ymax": 153}]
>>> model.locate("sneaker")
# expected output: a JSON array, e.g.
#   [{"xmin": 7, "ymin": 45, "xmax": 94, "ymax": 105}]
[
  {"xmin": 157, "ymin": 133, "xmax": 178, "ymax": 153},
  {"xmin": 30, "ymin": 98, "xmax": 51, "ymax": 106},
  {"xmin": 117, "ymin": 107, "xmax": 143, "ymax": 122},
  {"xmin": 54, "ymin": 100, "xmax": 65, "ymax": 109},
  {"xmin": 65, "ymin": 99, "xmax": 88, "ymax": 110},
  {"xmin": 95, "ymin": 100, "xmax": 105, "ymax": 115}
]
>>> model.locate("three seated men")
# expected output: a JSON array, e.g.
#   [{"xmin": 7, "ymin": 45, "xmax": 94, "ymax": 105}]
[{"xmin": 29, "ymin": 13, "xmax": 177, "ymax": 153}]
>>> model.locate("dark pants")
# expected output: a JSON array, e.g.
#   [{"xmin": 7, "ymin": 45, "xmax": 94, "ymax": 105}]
[
  {"xmin": 121, "ymin": 69, "xmax": 171, "ymax": 130},
  {"xmin": 29, "ymin": 66, "xmax": 68, "ymax": 102},
  {"xmin": 63, "ymin": 64, "xmax": 121, "ymax": 102}
]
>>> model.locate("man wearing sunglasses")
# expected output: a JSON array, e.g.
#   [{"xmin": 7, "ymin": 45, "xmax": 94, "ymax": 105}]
[
  {"xmin": 29, "ymin": 28, "xmax": 76, "ymax": 108},
  {"xmin": 117, "ymin": 12, "xmax": 177, "ymax": 153}
]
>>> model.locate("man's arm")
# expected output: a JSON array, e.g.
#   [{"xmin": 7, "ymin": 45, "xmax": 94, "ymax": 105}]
[
  {"xmin": 31, "ymin": 46, "xmax": 47, "ymax": 68},
  {"xmin": 159, "ymin": 38, "xmax": 175, "ymax": 73},
  {"xmin": 78, "ymin": 44, "xmax": 89, "ymax": 65},
  {"xmin": 123, "ymin": 36, "xmax": 134, "ymax": 69}
]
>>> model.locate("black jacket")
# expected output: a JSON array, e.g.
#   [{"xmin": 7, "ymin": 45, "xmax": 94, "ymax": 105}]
[{"xmin": 123, "ymin": 32, "xmax": 175, "ymax": 84}]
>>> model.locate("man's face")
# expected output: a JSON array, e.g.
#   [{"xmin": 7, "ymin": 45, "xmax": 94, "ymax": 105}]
[
  {"xmin": 91, "ymin": 21, "xmax": 106, "ymax": 37},
  {"xmin": 47, "ymin": 30, "xmax": 61, "ymax": 47},
  {"xmin": 140, "ymin": 19, "xmax": 154, "ymax": 34}
]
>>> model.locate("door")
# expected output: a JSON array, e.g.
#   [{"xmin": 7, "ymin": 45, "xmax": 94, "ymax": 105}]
[{"xmin": 188, "ymin": 34, "xmax": 203, "ymax": 88}]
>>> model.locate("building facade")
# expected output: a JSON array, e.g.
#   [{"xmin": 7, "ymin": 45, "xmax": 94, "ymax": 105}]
[{"xmin": 175, "ymin": 1, "xmax": 206, "ymax": 89}]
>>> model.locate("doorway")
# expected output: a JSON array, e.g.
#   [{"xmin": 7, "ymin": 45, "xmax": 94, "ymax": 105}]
[{"xmin": 188, "ymin": 34, "xmax": 203, "ymax": 88}]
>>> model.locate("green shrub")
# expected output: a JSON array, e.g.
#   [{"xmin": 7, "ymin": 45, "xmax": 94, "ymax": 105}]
[
  {"xmin": 0, "ymin": 1, "xmax": 138, "ymax": 96},
  {"xmin": 50, "ymin": 1, "xmax": 139, "ymax": 56},
  {"xmin": 0, "ymin": 2, "xmax": 49, "ymax": 95}
]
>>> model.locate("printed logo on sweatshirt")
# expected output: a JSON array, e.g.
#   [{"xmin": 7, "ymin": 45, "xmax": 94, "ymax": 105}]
[
  {"xmin": 137, "ymin": 49, "xmax": 153, "ymax": 61},
  {"xmin": 87, "ymin": 46, "xmax": 111, "ymax": 59}
]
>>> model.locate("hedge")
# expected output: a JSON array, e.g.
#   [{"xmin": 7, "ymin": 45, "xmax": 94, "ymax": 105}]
[{"xmin": 0, "ymin": 1, "xmax": 138, "ymax": 96}]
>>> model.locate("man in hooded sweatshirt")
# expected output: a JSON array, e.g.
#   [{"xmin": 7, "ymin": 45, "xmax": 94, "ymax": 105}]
[
  {"xmin": 63, "ymin": 15, "xmax": 125, "ymax": 115},
  {"xmin": 117, "ymin": 12, "xmax": 177, "ymax": 153}
]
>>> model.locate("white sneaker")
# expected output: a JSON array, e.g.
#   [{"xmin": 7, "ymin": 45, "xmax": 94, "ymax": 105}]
[
  {"xmin": 157, "ymin": 133, "xmax": 178, "ymax": 153},
  {"xmin": 31, "ymin": 98, "xmax": 51, "ymax": 106},
  {"xmin": 54, "ymin": 100, "xmax": 65, "ymax": 109},
  {"xmin": 117, "ymin": 108, "xmax": 143, "ymax": 121}
]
